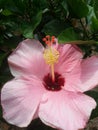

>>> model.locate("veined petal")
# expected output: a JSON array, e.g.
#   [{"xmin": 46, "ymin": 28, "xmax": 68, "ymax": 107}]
[
  {"xmin": 55, "ymin": 44, "xmax": 83, "ymax": 74},
  {"xmin": 39, "ymin": 90, "xmax": 96, "ymax": 130},
  {"xmin": 63, "ymin": 61, "xmax": 82, "ymax": 92},
  {"xmin": 80, "ymin": 56, "xmax": 98, "ymax": 92},
  {"xmin": 63, "ymin": 56, "xmax": 98, "ymax": 92},
  {"xmin": 1, "ymin": 76, "xmax": 46, "ymax": 127},
  {"xmin": 8, "ymin": 39, "xmax": 49, "ymax": 79}
]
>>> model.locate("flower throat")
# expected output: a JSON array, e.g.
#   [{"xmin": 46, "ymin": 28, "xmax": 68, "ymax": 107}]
[{"xmin": 43, "ymin": 35, "xmax": 64, "ymax": 91}]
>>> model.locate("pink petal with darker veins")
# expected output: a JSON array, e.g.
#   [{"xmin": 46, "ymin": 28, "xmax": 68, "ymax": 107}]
[
  {"xmin": 1, "ymin": 76, "xmax": 46, "ymax": 127},
  {"xmin": 63, "ymin": 61, "xmax": 82, "ymax": 92},
  {"xmin": 39, "ymin": 90, "xmax": 96, "ymax": 130},
  {"xmin": 55, "ymin": 44, "xmax": 83, "ymax": 74},
  {"xmin": 8, "ymin": 39, "xmax": 49, "ymax": 79},
  {"xmin": 64, "ymin": 56, "xmax": 98, "ymax": 92},
  {"xmin": 80, "ymin": 56, "xmax": 98, "ymax": 92}
]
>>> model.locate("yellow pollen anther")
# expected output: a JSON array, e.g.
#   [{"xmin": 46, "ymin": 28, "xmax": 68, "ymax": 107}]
[
  {"xmin": 43, "ymin": 47, "xmax": 59, "ymax": 82},
  {"xmin": 43, "ymin": 48, "xmax": 59, "ymax": 65}
]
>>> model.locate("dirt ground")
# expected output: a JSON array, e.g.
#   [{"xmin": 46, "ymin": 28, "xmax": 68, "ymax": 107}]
[{"xmin": 0, "ymin": 117, "xmax": 98, "ymax": 130}]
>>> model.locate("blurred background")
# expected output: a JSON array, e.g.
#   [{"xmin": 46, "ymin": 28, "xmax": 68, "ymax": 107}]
[{"xmin": 0, "ymin": 0, "xmax": 98, "ymax": 129}]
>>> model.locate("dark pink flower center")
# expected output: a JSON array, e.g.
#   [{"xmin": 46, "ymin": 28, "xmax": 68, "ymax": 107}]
[{"xmin": 43, "ymin": 72, "xmax": 65, "ymax": 91}]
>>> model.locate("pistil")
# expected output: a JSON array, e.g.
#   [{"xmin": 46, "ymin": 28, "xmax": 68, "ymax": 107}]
[
  {"xmin": 51, "ymin": 64, "xmax": 55, "ymax": 82},
  {"xmin": 43, "ymin": 35, "xmax": 59, "ymax": 82}
]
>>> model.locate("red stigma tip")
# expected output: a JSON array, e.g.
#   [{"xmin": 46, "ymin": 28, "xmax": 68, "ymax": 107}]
[
  {"xmin": 46, "ymin": 41, "xmax": 50, "ymax": 45},
  {"xmin": 52, "ymin": 36, "xmax": 55, "ymax": 39},
  {"xmin": 46, "ymin": 35, "xmax": 50, "ymax": 39},
  {"xmin": 42, "ymin": 38, "xmax": 47, "ymax": 42},
  {"xmin": 42, "ymin": 35, "xmax": 56, "ymax": 46}
]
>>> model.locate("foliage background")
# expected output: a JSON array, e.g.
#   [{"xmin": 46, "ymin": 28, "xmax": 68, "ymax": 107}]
[{"xmin": 0, "ymin": 0, "xmax": 98, "ymax": 129}]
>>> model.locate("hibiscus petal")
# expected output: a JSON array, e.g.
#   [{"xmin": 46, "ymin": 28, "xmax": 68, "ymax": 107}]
[
  {"xmin": 63, "ymin": 61, "xmax": 82, "ymax": 92},
  {"xmin": 8, "ymin": 39, "xmax": 49, "ymax": 79},
  {"xmin": 1, "ymin": 76, "xmax": 46, "ymax": 127},
  {"xmin": 80, "ymin": 56, "xmax": 98, "ymax": 92},
  {"xmin": 63, "ymin": 56, "xmax": 98, "ymax": 92},
  {"xmin": 39, "ymin": 90, "xmax": 96, "ymax": 130},
  {"xmin": 55, "ymin": 44, "xmax": 83, "ymax": 74}
]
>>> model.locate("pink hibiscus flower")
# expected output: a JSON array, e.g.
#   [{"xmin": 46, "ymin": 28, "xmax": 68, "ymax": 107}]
[{"xmin": 1, "ymin": 36, "xmax": 98, "ymax": 130}]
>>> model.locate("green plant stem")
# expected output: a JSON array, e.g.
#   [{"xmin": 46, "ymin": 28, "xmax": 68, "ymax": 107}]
[{"xmin": 65, "ymin": 40, "xmax": 96, "ymax": 45}]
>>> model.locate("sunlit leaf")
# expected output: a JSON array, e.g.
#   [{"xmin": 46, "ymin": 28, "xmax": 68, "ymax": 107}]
[
  {"xmin": 91, "ymin": 17, "xmax": 98, "ymax": 32},
  {"xmin": 1, "ymin": 9, "xmax": 13, "ymax": 16},
  {"xmin": 58, "ymin": 27, "xmax": 79, "ymax": 43},
  {"xmin": 23, "ymin": 27, "xmax": 33, "ymax": 38}
]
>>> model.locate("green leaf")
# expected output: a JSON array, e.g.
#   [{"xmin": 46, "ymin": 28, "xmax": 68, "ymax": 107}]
[
  {"xmin": 61, "ymin": 0, "xmax": 68, "ymax": 12},
  {"xmin": 32, "ymin": 0, "xmax": 48, "ymax": 11},
  {"xmin": 58, "ymin": 27, "xmax": 79, "ymax": 43},
  {"xmin": 67, "ymin": 0, "xmax": 89, "ymax": 18},
  {"xmin": 0, "ymin": 0, "xmax": 19, "ymax": 14},
  {"xmin": 21, "ymin": 11, "xmax": 42, "ymax": 38},
  {"xmin": 13, "ymin": 0, "xmax": 27, "ymax": 13},
  {"xmin": 87, "ymin": 5, "xmax": 96, "ymax": 24},
  {"xmin": 91, "ymin": 17, "xmax": 98, "ymax": 32},
  {"xmin": 43, "ymin": 20, "xmax": 69, "ymax": 37},
  {"xmin": 1, "ymin": 9, "xmax": 13, "ymax": 16},
  {"xmin": 87, "ymin": 5, "xmax": 98, "ymax": 33},
  {"xmin": 94, "ymin": 0, "xmax": 98, "ymax": 18},
  {"xmin": 31, "ymin": 11, "xmax": 42, "ymax": 31},
  {"xmin": 23, "ymin": 27, "xmax": 33, "ymax": 38}
]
